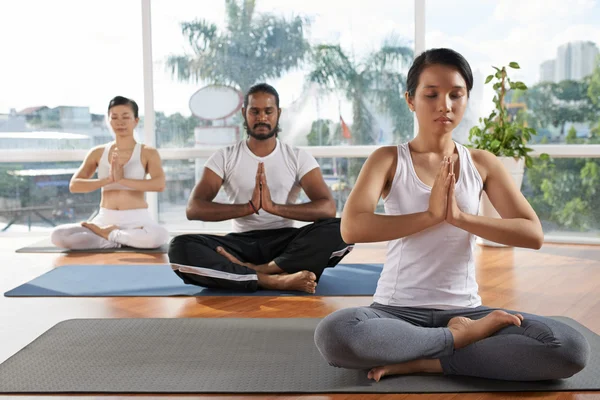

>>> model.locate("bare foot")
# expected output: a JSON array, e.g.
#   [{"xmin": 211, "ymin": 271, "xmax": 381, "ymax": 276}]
[
  {"xmin": 216, "ymin": 246, "xmax": 258, "ymax": 270},
  {"xmin": 367, "ymin": 359, "xmax": 442, "ymax": 382},
  {"xmin": 81, "ymin": 222, "xmax": 118, "ymax": 240},
  {"xmin": 258, "ymin": 271, "xmax": 317, "ymax": 294},
  {"xmin": 447, "ymin": 310, "xmax": 524, "ymax": 349}
]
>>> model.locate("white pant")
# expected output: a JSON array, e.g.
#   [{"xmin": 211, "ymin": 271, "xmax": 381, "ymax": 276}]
[{"xmin": 50, "ymin": 208, "xmax": 169, "ymax": 250}]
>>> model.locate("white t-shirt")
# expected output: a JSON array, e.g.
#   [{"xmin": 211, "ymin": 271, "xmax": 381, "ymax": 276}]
[{"xmin": 205, "ymin": 139, "xmax": 320, "ymax": 232}]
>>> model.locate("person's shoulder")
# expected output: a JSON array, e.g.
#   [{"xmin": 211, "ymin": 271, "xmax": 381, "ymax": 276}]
[
  {"xmin": 205, "ymin": 141, "xmax": 244, "ymax": 165},
  {"xmin": 278, "ymin": 139, "xmax": 298, "ymax": 152},
  {"xmin": 468, "ymin": 148, "xmax": 497, "ymax": 166},
  {"xmin": 229, "ymin": 140, "xmax": 245, "ymax": 151},
  {"xmin": 87, "ymin": 144, "xmax": 109, "ymax": 159},
  {"xmin": 220, "ymin": 140, "xmax": 245, "ymax": 157},
  {"xmin": 467, "ymin": 148, "xmax": 499, "ymax": 182},
  {"xmin": 89, "ymin": 144, "xmax": 106, "ymax": 153},
  {"xmin": 140, "ymin": 144, "xmax": 161, "ymax": 157},
  {"xmin": 372, "ymin": 145, "xmax": 398, "ymax": 156},
  {"xmin": 277, "ymin": 140, "xmax": 308, "ymax": 159},
  {"xmin": 369, "ymin": 145, "xmax": 398, "ymax": 163}
]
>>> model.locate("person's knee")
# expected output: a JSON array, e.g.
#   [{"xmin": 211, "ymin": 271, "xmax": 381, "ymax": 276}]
[
  {"xmin": 50, "ymin": 227, "xmax": 69, "ymax": 248},
  {"xmin": 553, "ymin": 328, "xmax": 590, "ymax": 379},
  {"xmin": 167, "ymin": 235, "xmax": 189, "ymax": 264},
  {"xmin": 167, "ymin": 234, "xmax": 213, "ymax": 263},
  {"xmin": 524, "ymin": 319, "xmax": 591, "ymax": 379},
  {"xmin": 144, "ymin": 227, "xmax": 169, "ymax": 249},
  {"xmin": 314, "ymin": 308, "xmax": 364, "ymax": 368},
  {"xmin": 314, "ymin": 311, "xmax": 348, "ymax": 366}
]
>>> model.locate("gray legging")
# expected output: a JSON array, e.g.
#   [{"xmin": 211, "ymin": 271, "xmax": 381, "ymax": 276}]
[{"xmin": 314, "ymin": 303, "xmax": 590, "ymax": 381}]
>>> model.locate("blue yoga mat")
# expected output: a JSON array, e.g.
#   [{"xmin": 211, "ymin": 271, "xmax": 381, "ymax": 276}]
[{"xmin": 4, "ymin": 263, "xmax": 382, "ymax": 297}]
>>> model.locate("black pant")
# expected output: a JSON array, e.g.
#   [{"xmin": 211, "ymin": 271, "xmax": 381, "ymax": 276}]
[{"xmin": 168, "ymin": 218, "xmax": 353, "ymax": 291}]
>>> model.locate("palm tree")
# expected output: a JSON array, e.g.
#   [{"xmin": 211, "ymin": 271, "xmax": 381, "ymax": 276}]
[
  {"xmin": 307, "ymin": 38, "xmax": 413, "ymax": 145},
  {"xmin": 167, "ymin": 0, "xmax": 311, "ymax": 93}
]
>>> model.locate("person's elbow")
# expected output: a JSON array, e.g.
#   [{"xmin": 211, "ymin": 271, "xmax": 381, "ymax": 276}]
[
  {"xmin": 340, "ymin": 215, "xmax": 358, "ymax": 244},
  {"xmin": 185, "ymin": 199, "xmax": 205, "ymax": 221},
  {"xmin": 185, "ymin": 205, "xmax": 199, "ymax": 221},
  {"xmin": 529, "ymin": 227, "xmax": 544, "ymax": 250},
  {"xmin": 156, "ymin": 182, "xmax": 166, "ymax": 192},
  {"xmin": 522, "ymin": 219, "xmax": 544, "ymax": 249},
  {"xmin": 323, "ymin": 198, "xmax": 336, "ymax": 219},
  {"xmin": 68, "ymin": 180, "xmax": 81, "ymax": 193}
]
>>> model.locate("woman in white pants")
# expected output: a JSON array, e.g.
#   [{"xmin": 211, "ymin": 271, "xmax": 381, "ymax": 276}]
[{"xmin": 50, "ymin": 96, "xmax": 169, "ymax": 250}]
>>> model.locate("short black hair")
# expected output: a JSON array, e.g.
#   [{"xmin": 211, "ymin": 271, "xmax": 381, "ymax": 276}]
[
  {"xmin": 244, "ymin": 83, "xmax": 280, "ymax": 108},
  {"xmin": 406, "ymin": 48, "xmax": 473, "ymax": 97},
  {"xmin": 108, "ymin": 96, "xmax": 139, "ymax": 118}
]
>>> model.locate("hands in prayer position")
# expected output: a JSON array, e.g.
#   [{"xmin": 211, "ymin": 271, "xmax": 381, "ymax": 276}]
[
  {"xmin": 427, "ymin": 156, "xmax": 461, "ymax": 226},
  {"xmin": 109, "ymin": 149, "xmax": 126, "ymax": 183},
  {"xmin": 249, "ymin": 162, "xmax": 275, "ymax": 214}
]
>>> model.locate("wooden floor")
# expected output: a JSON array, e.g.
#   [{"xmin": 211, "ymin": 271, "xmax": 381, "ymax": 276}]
[{"xmin": 0, "ymin": 235, "xmax": 599, "ymax": 400}]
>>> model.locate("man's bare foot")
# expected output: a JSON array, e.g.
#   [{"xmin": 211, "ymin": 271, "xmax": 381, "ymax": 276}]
[
  {"xmin": 216, "ymin": 246, "xmax": 259, "ymax": 270},
  {"xmin": 447, "ymin": 310, "xmax": 524, "ymax": 349},
  {"xmin": 258, "ymin": 271, "xmax": 317, "ymax": 294},
  {"xmin": 81, "ymin": 222, "xmax": 118, "ymax": 240},
  {"xmin": 367, "ymin": 359, "xmax": 442, "ymax": 382},
  {"xmin": 216, "ymin": 247, "xmax": 284, "ymax": 274}
]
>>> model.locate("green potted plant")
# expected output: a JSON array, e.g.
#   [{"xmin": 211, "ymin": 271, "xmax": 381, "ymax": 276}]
[{"xmin": 468, "ymin": 62, "xmax": 549, "ymax": 246}]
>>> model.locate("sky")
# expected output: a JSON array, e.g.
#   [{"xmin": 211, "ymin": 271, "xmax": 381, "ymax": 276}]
[{"xmin": 1, "ymin": 0, "xmax": 599, "ymax": 125}]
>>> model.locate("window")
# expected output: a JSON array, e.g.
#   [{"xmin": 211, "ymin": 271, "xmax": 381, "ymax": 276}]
[
  {"xmin": 0, "ymin": 0, "xmax": 143, "ymax": 231},
  {"xmin": 152, "ymin": 0, "xmax": 414, "ymax": 231},
  {"xmin": 427, "ymin": 0, "xmax": 600, "ymax": 239}
]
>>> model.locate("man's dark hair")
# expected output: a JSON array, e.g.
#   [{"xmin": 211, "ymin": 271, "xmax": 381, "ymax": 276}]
[{"xmin": 244, "ymin": 83, "xmax": 280, "ymax": 108}]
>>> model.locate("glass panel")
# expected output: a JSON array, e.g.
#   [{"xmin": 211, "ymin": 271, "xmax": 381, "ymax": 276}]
[
  {"xmin": 0, "ymin": 162, "xmax": 100, "ymax": 232},
  {"xmin": 426, "ymin": 0, "xmax": 600, "ymax": 145},
  {"xmin": 524, "ymin": 157, "xmax": 600, "ymax": 237},
  {"xmin": 427, "ymin": 0, "xmax": 600, "ymax": 239},
  {"xmin": 0, "ymin": 1, "xmax": 144, "ymax": 232},
  {"xmin": 0, "ymin": 1, "xmax": 144, "ymax": 149},
  {"xmin": 153, "ymin": 0, "xmax": 414, "ymax": 229}
]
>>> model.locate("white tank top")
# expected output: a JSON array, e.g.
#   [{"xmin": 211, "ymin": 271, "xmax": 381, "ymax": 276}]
[
  {"xmin": 373, "ymin": 141, "xmax": 484, "ymax": 310},
  {"xmin": 97, "ymin": 142, "xmax": 146, "ymax": 191}
]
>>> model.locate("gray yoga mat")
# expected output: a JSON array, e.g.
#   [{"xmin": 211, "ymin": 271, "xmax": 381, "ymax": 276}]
[
  {"xmin": 15, "ymin": 237, "xmax": 168, "ymax": 253},
  {"xmin": 0, "ymin": 317, "xmax": 598, "ymax": 394}
]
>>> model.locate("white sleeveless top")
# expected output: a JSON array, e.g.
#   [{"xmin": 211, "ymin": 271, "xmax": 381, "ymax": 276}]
[
  {"xmin": 373, "ymin": 141, "xmax": 484, "ymax": 310},
  {"xmin": 97, "ymin": 142, "xmax": 146, "ymax": 191}
]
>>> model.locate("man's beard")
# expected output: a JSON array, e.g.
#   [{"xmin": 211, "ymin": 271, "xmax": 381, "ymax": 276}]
[{"xmin": 245, "ymin": 121, "xmax": 279, "ymax": 141}]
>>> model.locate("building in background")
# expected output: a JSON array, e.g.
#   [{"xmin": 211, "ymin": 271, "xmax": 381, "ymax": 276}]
[{"xmin": 540, "ymin": 41, "xmax": 599, "ymax": 83}]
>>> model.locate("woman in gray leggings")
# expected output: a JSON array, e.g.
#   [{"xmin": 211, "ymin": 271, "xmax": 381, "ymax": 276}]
[{"xmin": 314, "ymin": 48, "xmax": 590, "ymax": 382}]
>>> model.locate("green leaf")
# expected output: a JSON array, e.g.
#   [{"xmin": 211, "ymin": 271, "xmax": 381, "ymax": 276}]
[
  {"xmin": 485, "ymin": 75, "xmax": 494, "ymax": 84},
  {"xmin": 515, "ymin": 82, "xmax": 528, "ymax": 90},
  {"xmin": 509, "ymin": 62, "xmax": 520, "ymax": 69},
  {"xmin": 539, "ymin": 153, "xmax": 550, "ymax": 161}
]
